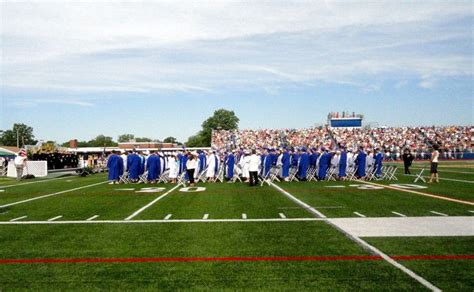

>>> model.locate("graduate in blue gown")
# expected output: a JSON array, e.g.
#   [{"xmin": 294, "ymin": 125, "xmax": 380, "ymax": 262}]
[
  {"xmin": 298, "ymin": 147, "xmax": 310, "ymax": 181},
  {"xmin": 225, "ymin": 151, "xmax": 235, "ymax": 180},
  {"xmin": 338, "ymin": 147, "xmax": 347, "ymax": 178},
  {"xmin": 118, "ymin": 154, "xmax": 124, "ymax": 177},
  {"xmin": 138, "ymin": 152, "xmax": 146, "ymax": 176},
  {"xmin": 355, "ymin": 147, "xmax": 367, "ymax": 178},
  {"xmin": 374, "ymin": 148, "xmax": 383, "ymax": 178},
  {"xmin": 127, "ymin": 151, "xmax": 141, "ymax": 182},
  {"xmin": 318, "ymin": 148, "xmax": 329, "ymax": 180},
  {"xmin": 261, "ymin": 149, "xmax": 272, "ymax": 178},
  {"xmin": 146, "ymin": 151, "xmax": 159, "ymax": 182},
  {"xmin": 309, "ymin": 148, "xmax": 318, "ymax": 168},
  {"xmin": 107, "ymin": 151, "xmax": 121, "ymax": 183},
  {"xmin": 281, "ymin": 148, "xmax": 290, "ymax": 180},
  {"xmin": 198, "ymin": 151, "xmax": 207, "ymax": 174},
  {"xmin": 290, "ymin": 148, "xmax": 299, "ymax": 168}
]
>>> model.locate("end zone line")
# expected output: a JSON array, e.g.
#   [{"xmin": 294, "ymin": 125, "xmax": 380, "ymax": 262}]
[
  {"xmin": 0, "ymin": 218, "xmax": 323, "ymax": 225},
  {"xmin": 363, "ymin": 181, "xmax": 474, "ymax": 206},
  {"xmin": 0, "ymin": 181, "xmax": 109, "ymax": 208},
  {"xmin": 269, "ymin": 182, "xmax": 441, "ymax": 292},
  {"xmin": 124, "ymin": 184, "xmax": 181, "ymax": 221}
]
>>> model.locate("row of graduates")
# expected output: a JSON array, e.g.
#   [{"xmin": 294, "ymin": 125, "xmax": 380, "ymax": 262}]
[
  {"xmin": 226, "ymin": 146, "xmax": 384, "ymax": 181},
  {"xmin": 106, "ymin": 146, "xmax": 384, "ymax": 184}
]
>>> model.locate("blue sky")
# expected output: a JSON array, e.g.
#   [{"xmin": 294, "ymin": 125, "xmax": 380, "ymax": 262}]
[{"xmin": 1, "ymin": 1, "xmax": 472, "ymax": 143}]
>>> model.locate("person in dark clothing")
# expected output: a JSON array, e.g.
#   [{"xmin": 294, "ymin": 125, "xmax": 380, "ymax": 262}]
[{"xmin": 402, "ymin": 148, "xmax": 414, "ymax": 174}]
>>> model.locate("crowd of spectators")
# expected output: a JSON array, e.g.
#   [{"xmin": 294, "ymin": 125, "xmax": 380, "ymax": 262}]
[
  {"xmin": 30, "ymin": 152, "xmax": 79, "ymax": 169},
  {"xmin": 212, "ymin": 126, "xmax": 473, "ymax": 160}
]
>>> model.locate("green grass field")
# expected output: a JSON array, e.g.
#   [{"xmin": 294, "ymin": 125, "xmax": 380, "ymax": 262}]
[{"xmin": 0, "ymin": 161, "xmax": 473, "ymax": 290}]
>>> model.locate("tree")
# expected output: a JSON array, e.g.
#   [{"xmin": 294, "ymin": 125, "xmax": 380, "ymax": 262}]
[
  {"xmin": 186, "ymin": 109, "xmax": 239, "ymax": 147},
  {"xmin": 135, "ymin": 137, "xmax": 153, "ymax": 142},
  {"xmin": 87, "ymin": 135, "xmax": 118, "ymax": 147},
  {"xmin": 118, "ymin": 134, "xmax": 135, "ymax": 143},
  {"xmin": 163, "ymin": 136, "xmax": 177, "ymax": 144},
  {"xmin": 0, "ymin": 123, "xmax": 37, "ymax": 146}
]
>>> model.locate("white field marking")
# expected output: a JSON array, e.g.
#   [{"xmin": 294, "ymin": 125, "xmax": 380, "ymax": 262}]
[
  {"xmin": 353, "ymin": 212, "xmax": 366, "ymax": 218},
  {"xmin": 269, "ymin": 182, "xmax": 327, "ymax": 218},
  {"xmin": 270, "ymin": 182, "xmax": 441, "ymax": 292},
  {"xmin": 164, "ymin": 214, "xmax": 172, "ymax": 220},
  {"xmin": 279, "ymin": 213, "xmax": 287, "ymax": 219},
  {"xmin": 325, "ymin": 186, "xmax": 346, "ymax": 188},
  {"xmin": 0, "ymin": 218, "xmax": 323, "ymax": 225},
  {"xmin": 430, "ymin": 211, "xmax": 448, "ymax": 217},
  {"xmin": 363, "ymin": 181, "xmax": 474, "ymax": 206},
  {"xmin": 409, "ymin": 167, "xmax": 474, "ymax": 175},
  {"xmin": 469, "ymin": 210, "xmax": 474, "ymax": 213},
  {"xmin": 125, "ymin": 184, "xmax": 180, "ymax": 221},
  {"xmin": 86, "ymin": 215, "xmax": 99, "ymax": 221},
  {"xmin": 349, "ymin": 184, "xmax": 361, "ymax": 187},
  {"xmin": 242, "ymin": 213, "xmax": 247, "ymax": 219},
  {"xmin": 0, "ymin": 190, "xmax": 5, "ymax": 192},
  {"xmin": 0, "ymin": 176, "xmax": 70, "ymax": 189},
  {"xmin": 115, "ymin": 188, "xmax": 135, "ymax": 191},
  {"xmin": 401, "ymin": 174, "xmax": 474, "ymax": 184},
  {"xmin": 0, "ymin": 181, "xmax": 109, "ymax": 208},
  {"xmin": 391, "ymin": 212, "xmax": 407, "ymax": 217},
  {"xmin": 203, "ymin": 214, "xmax": 209, "ymax": 220},
  {"xmin": 10, "ymin": 216, "xmax": 27, "ymax": 222},
  {"xmin": 47, "ymin": 216, "xmax": 63, "ymax": 221}
]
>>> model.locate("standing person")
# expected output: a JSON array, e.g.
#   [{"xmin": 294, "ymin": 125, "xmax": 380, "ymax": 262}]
[
  {"xmin": 429, "ymin": 144, "xmax": 440, "ymax": 183},
  {"xmin": 146, "ymin": 151, "xmax": 159, "ymax": 183},
  {"xmin": 355, "ymin": 147, "xmax": 367, "ymax": 179},
  {"xmin": 374, "ymin": 148, "xmax": 384, "ymax": 178},
  {"xmin": 225, "ymin": 150, "xmax": 235, "ymax": 181},
  {"xmin": 248, "ymin": 150, "xmax": 260, "ymax": 186},
  {"xmin": 297, "ymin": 147, "xmax": 310, "ymax": 181},
  {"xmin": 106, "ymin": 150, "xmax": 121, "ymax": 184},
  {"xmin": 338, "ymin": 147, "xmax": 347, "ymax": 179},
  {"xmin": 14, "ymin": 149, "xmax": 28, "ymax": 181},
  {"xmin": 206, "ymin": 151, "xmax": 218, "ymax": 182},
  {"xmin": 168, "ymin": 154, "xmax": 179, "ymax": 184},
  {"xmin": 127, "ymin": 151, "xmax": 141, "ymax": 183},
  {"xmin": 402, "ymin": 148, "xmax": 414, "ymax": 174},
  {"xmin": 280, "ymin": 148, "xmax": 290, "ymax": 182},
  {"xmin": 186, "ymin": 152, "xmax": 197, "ymax": 186}
]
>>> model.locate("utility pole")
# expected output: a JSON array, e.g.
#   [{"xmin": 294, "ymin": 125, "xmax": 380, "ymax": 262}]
[{"xmin": 17, "ymin": 128, "xmax": 19, "ymax": 148}]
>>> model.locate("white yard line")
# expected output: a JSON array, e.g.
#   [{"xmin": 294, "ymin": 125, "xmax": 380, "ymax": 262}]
[
  {"xmin": 125, "ymin": 184, "xmax": 180, "ymax": 220},
  {"xmin": 0, "ymin": 181, "xmax": 108, "ymax": 208},
  {"xmin": 469, "ymin": 210, "xmax": 474, "ymax": 213},
  {"xmin": 0, "ymin": 218, "xmax": 323, "ymax": 225},
  {"xmin": 279, "ymin": 213, "xmax": 287, "ymax": 219},
  {"xmin": 202, "ymin": 214, "xmax": 209, "ymax": 220},
  {"xmin": 164, "ymin": 214, "xmax": 172, "ymax": 220},
  {"xmin": 400, "ymin": 173, "xmax": 474, "ymax": 184},
  {"xmin": 409, "ymin": 167, "xmax": 474, "ymax": 175},
  {"xmin": 47, "ymin": 215, "xmax": 63, "ymax": 221},
  {"xmin": 363, "ymin": 181, "xmax": 474, "ymax": 206},
  {"xmin": 242, "ymin": 213, "xmax": 247, "ymax": 219},
  {"xmin": 353, "ymin": 212, "xmax": 366, "ymax": 218},
  {"xmin": 0, "ymin": 176, "xmax": 70, "ymax": 189},
  {"xmin": 10, "ymin": 216, "xmax": 27, "ymax": 222},
  {"xmin": 392, "ymin": 212, "xmax": 407, "ymax": 217},
  {"xmin": 269, "ymin": 182, "xmax": 441, "ymax": 292},
  {"xmin": 430, "ymin": 211, "xmax": 448, "ymax": 217},
  {"xmin": 86, "ymin": 215, "xmax": 99, "ymax": 221}
]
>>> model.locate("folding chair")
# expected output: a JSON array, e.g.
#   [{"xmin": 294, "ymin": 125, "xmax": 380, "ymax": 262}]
[
  {"xmin": 269, "ymin": 166, "xmax": 281, "ymax": 183},
  {"xmin": 327, "ymin": 166, "xmax": 338, "ymax": 181},
  {"xmin": 414, "ymin": 168, "xmax": 426, "ymax": 183},
  {"xmin": 216, "ymin": 164, "xmax": 225, "ymax": 183},
  {"xmin": 387, "ymin": 166, "xmax": 398, "ymax": 181},
  {"xmin": 231, "ymin": 165, "xmax": 243, "ymax": 183},
  {"xmin": 346, "ymin": 166, "xmax": 357, "ymax": 181},
  {"xmin": 176, "ymin": 171, "xmax": 187, "ymax": 187},
  {"xmin": 157, "ymin": 170, "xmax": 170, "ymax": 184},
  {"xmin": 365, "ymin": 167, "xmax": 376, "ymax": 181},
  {"xmin": 119, "ymin": 171, "xmax": 130, "ymax": 184},
  {"xmin": 196, "ymin": 167, "xmax": 208, "ymax": 183},
  {"xmin": 288, "ymin": 166, "xmax": 300, "ymax": 182},
  {"xmin": 307, "ymin": 167, "xmax": 318, "ymax": 182},
  {"xmin": 139, "ymin": 171, "xmax": 149, "ymax": 184}
]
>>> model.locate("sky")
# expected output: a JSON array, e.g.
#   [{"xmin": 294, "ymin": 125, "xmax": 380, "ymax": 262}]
[{"xmin": 0, "ymin": 0, "xmax": 472, "ymax": 144}]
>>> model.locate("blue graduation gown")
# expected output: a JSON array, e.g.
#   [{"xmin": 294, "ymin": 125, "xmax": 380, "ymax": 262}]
[
  {"xmin": 291, "ymin": 154, "xmax": 299, "ymax": 167},
  {"xmin": 107, "ymin": 154, "xmax": 121, "ymax": 180},
  {"xmin": 318, "ymin": 153, "xmax": 329, "ymax": 179},
  {"xmin": 226, "ymin": 154, "xmax": 235, "ymax": 179},
  {"xmin": 355, "ymin": 152, "xmax": 367, "ymax": 177},
  {"xmin": 374, "ymin": 153, "xmax": 383, "ymax": 176},
  {"xmin": 118, "ymin": 156, "xmax": 124, "ymax": 176},
  {"xmin": 128, "ymin": 154, "xmax": 141, "ymax": 179},
  {"xmin": 198, "ymin": 154, "xmax": 207, "ymax": 173},
  {"xmin": 147, "ymin": 155, "xmax": 159, "ymax": 181},
  {"xmin": 139, "ymin": 156, "xmax": 145, "ymax": 175},
  {"xmin": 339, "ymin": 151, "xmax": 347, "ymax": 177},
  {"xmin": 281, "ymin": 152, "xmax": 290, "ymax": 178},
  {"xmin": 298, "ymin": 153, "xmax": 310, "ymax": 179},
  {"xmin": 263, "ymin": 155, "xmax": 272, "ymax": 177}
]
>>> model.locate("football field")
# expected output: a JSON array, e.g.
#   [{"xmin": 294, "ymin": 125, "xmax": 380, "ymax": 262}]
[{"xmin": 0, "ymin": 161, "xmax": 473, "ymax": 290}]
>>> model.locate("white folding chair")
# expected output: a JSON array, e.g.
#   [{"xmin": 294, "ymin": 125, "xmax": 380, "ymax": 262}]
[
  {"xmin": 139, "ymin": 171, "xmax": 149, "ymax": 184},
  {"xmin": 119, "ymin": 171, "xmax": 130, "ymax": 184}
]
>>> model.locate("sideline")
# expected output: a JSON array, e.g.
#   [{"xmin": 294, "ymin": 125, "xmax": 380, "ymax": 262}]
[{"xmin": 124, "ymin": 184, "xmax": 181, "ymax": 220}]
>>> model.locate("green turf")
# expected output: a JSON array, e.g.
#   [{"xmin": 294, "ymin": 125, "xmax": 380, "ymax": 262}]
[
  {"xmin": 135, "ymin": 183, "xmax": 312, "ymax": 220},
  {"xmin": 0, "ymin": 222, "xmax": 425, "ymax": 290},
  {"xmin": 275, "ymin": 180, "xmax": 473, "ymax": 218},
  {"xmin": 365, "ymin": 237, "xmax": 474, "ymax": 291}
]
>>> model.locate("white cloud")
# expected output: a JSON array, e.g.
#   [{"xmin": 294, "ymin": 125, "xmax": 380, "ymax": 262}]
[{"xmin": 1, "ymin": 0, "xmax": 472, "ymax": 101}]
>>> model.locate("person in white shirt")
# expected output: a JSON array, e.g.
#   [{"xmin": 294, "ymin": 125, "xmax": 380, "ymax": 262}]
[
  {"xmin": 168, "ymin": 154, "xmax": 179, "ymax": 184},
  {"xmin": 14, "ymin": 149, "xmax": 28, "ymax": 181},
  {"xmin": 206, "ymin": 151, "xmax": 217, "ymax": 182},
  {"xmin": 248, "ymin": 150, "xmax": 261, "ymax": 186},
  {"xmin": 429, "ymin": 144, "xmax": 440, "ymax": 183},
  {"xmin": 239, "ymin": 150, "xmax": 250, "ymax": 181},
  {"xmin": 186, "ymin": 152, "xmax": 198, "ymax": 186}
]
